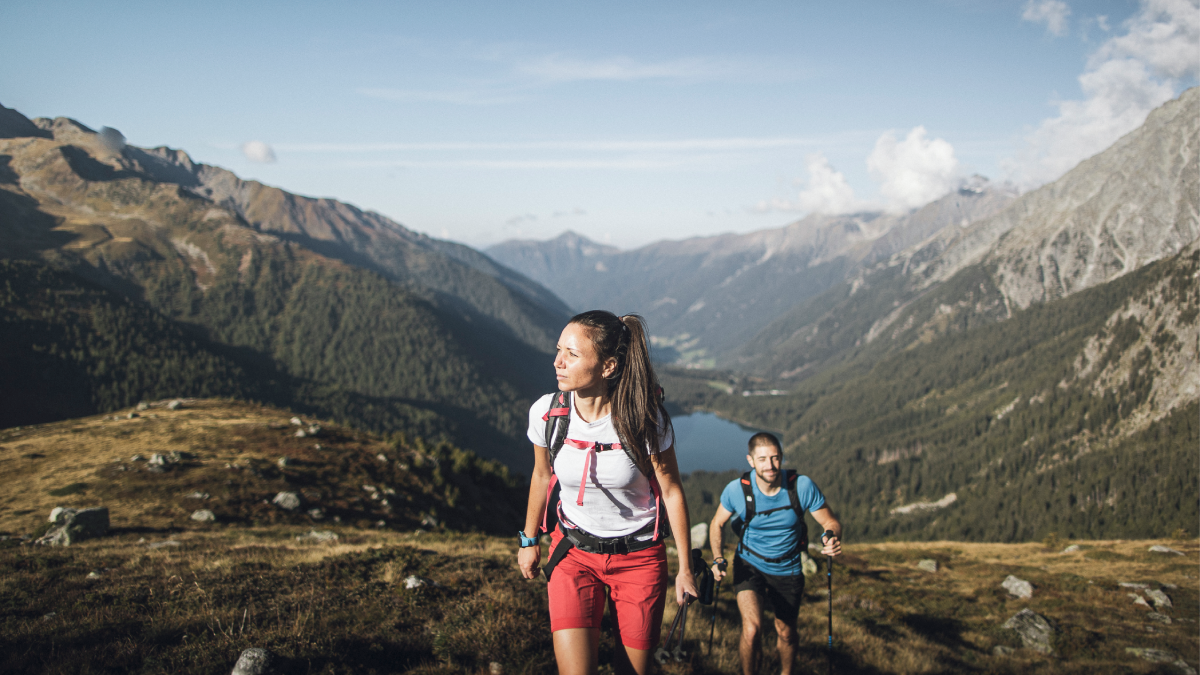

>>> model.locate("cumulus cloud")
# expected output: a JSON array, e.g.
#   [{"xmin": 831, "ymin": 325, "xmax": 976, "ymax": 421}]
[
  {"xmin": 1023, "ymin": 0, "xmax": 1072, "ymax": 36},
  {"xmin": 241, "ymin": 140, "xmax": 277, "ymax": 163},
  {"xmin": 754, "ymin": 153, "xmax": 859, "ymax": 214},
  {"xmin": 97, "ymin": 127, "xmax": 126, "ymax": 153},
  {"xmin": 1008, "ymin": 0, "xmax": 1199, "ymax": 187},
  {"xmin": 866, "ymin": 127, "xmax": 960, "ymax": 212}
]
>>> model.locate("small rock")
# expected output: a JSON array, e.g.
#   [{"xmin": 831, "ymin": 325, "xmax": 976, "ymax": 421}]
[
  {"xmin": 800, "ymin": 551, "xmax": 819, "ymax": 577},
  {"xmin": 1161, "ymin": 582, "xmax": 1179, "ymax": 589},
  {"xmin": 294, "ymin": 429, "xmax": 307, "ymax": 438},
  {"xmin": 273, "ymin": 492, "xmax": 302, "ymax": 510},
  {"xmin": 1146, "ymin": 588, "xmax": 1173, "ymax": 608},
  {"xmin": 917, "ymin": 559, "xmax": 938, "ymax": 573},
  {"xmin": 1125, "ymin": 647, "xmax": 1176, "ymax": 663},
  {"xmin": 130, "ymin": 454, "xmax": 144, "ymax": 462},
  {"xmin": 290, "ymin": 417, "xmax": 302, "ymax": 426},
  {"xmin": 489, "ymin": 662, "xmax": 504, "ymax": 675},
  {"xmin": 421, "ymin": 515, "xmax": 439, "ymax": 528},
  {"xmin": 1002, "ymin": 575, "xmax": 1033, "ymax": 599},
  {"xmin": 376, "ymin": 453, "xmax": 388, "ymax": 462},
  {"xmin": 186, "ymin": 491, "xmax": 209, "ymax": 500},
  {"xmin": 1002, "ymin": 608, "xmax": 1054, "ymax": 654},
  {"xmin": 42, "ymin": 612, "xmax": 56, "ymax": 621},
  {"xmin": 277, "ymin": 457, "xmax": 294, "ymax": 468},
  {"xmin": 1130, "ymin": 593, "xmax": 1151, "ymax": 606},
  {"xmin": 313, "ymin": 444, "xmax": 324, "ymax": 451},
  {"xmin": 1059, "ymin": 544, "xmax": 1080, "ymax": 554},
  {"xmin": 375, "ymin": 520, "xmax": 386, "ymax": 528},
  {"xmin": 382, "ymin": 487, "xmax": 396, "ymax": 495},
  {"xmin": 48, "ymin": 507, "xmax": 77, "ymax": 523},
  {"xmin": 37, "ymin": 507, "xmax": 109, "ymax": 546},
  {"xmin": 126, "ymin": 412, "xmax": 137, "ymax": 419},
  {"xmin": 296, "ymin": 530, "xmax": 338, "ymax": 542},
  {"xmin": 1149, "ymin": 545, "xmax": 1184, "ymax": 556},
  {"xmin": 690, "ymin": 523, "xmax": 708, "ymax": 549},
  {"xmin": 148, "ymin": 453, "xmax": 169, "ymax": 466},
  {"xmin": 992, "ymin": 645, "xmax": 1015, "ymax": 657},
  {"xmin": 404, "ymin": 575, "xmax": 429, "ymax": 589},
  {"xmin": 137, "ymin": 401, "xmax": 149, "ymax": 411},
  {"xmin": 1147, "ymin": 612, "xmax": 1172, "ymax": 624},
  {"xmin": 307, "ymin": 508, "xmax": 325, "ymax": 520},
  {"xmin": 167, "ymin": 400, "xmax": 182, "ymax": 411},
  {"xmin": 190, "ymin": 510, "xmax": 216, "ymax": 522},
  {"xmin": 1120, "ymin": 582, "xmax": 1149, "ymax": 589},
  {"xmin": 231, "ymin": 647, "xmax": 279, "ymax": 675},
  {"xmin": 86, "ymin": 571, "xmax": 102, "ymax": 579},
  {"xmin": 307, "ymin": 425, "xmax": 321, "ymax": 436},
  {"xmin": 147, "ymin": 540, "xmax": 180, "ymax": 550},
  {"xmin": 362, "ymin": 485, "xmax": 377, "ymax": 493}
]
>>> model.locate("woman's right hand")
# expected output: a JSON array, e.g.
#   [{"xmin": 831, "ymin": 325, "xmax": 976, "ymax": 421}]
[{"xmin": 518, "ymin": 545, "xmax": 541, "ymax": 579}]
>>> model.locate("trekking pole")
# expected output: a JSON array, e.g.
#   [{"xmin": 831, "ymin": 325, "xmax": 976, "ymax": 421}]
[
  {"xmin": 706, "ymin": 577, "xmax": 721, "ymax": 655},
  {"xmin": 824, "ymin": 530, "xmax": 834, "ymax": 675}
]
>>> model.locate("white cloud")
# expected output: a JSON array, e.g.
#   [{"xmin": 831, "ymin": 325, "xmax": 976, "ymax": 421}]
[
  {"xmin": 866, "ymin": 127, "xmax": 960, "ymax": 212},
  {"xmin": 1008, "ymin": 0, "xmax": 1198, "ymax": 187},
  {"xmin": 1023, "ymin": 0, "xmax": 1072, "ymax": 36},
  {"xmin": 241, "ymin": 141, "xmax": 277, "ymax": 163},
  {"xmin": 754, "ymin": 153, "xmax": 859, "ymax": 214}
]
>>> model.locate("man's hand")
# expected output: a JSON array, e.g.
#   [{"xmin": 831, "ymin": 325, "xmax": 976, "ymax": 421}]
[
  {"xmin": 820, "ymin": 532, "xmax": 842, "ymax": 557},
  {"xmin": 518, "ymin": 545, "xmax": 541, "ymax": 579},
  {"xmin": 711, "ymin": 558, "xmax": 727, "ymax": 582}
]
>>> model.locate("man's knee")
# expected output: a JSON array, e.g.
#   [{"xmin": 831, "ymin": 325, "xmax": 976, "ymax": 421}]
[{"xmin": 775, "ymin": 618, "xmax": 798, "ymax": 645}]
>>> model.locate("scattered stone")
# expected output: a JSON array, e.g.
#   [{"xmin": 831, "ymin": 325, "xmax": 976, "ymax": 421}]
[
  {"xmin": 126, "ymin": 412, "xmax": 138, "ymax": 419},
  {"xmin": 917, "ymin": 559, "xmax": 938, "ymax": 573},
  {"xmin": 1130, "ymin": 593, "xmax": 1151, "ymax": 607},
  {"xmin": 800, "ymin": 551, "xmax": 819, "ymax": 577},
  {"xmin": 148, "ymin": 453, "xmax": 169, "ymax": 466},
  {"xmin": 404, "ymin": 575, "xmax": 436, "ymax": 589},
  {"xmin": 191, "ymin": 510, "xmax": 216, "ymax": 522},
  {"xmin": 1125, "ymin": 647, "xmax": 1175, "ymax": 663},
  {"xmin": 1149, "ymin": 545, "xmax": 1184, "ymax": 556},
  {"xmin": 49, "ymin": 507, "xmax": 76, "ymax": 523},
  {"xmin": 231, "ymin": 647, "xmax": 280, "ymax": 675},
  {"xmin": 382, "ymin": 487, "xmax": 396, "ymax": 495},
  {"xmin": 130, "ymin": 454, "xmax": 144, "ymax": 462},
  {"xmin": 277, "ymin": 457, "xmax": 295, "ymax": 468},
  {"xmin": 37, "ymin": 507, "xmax": 109, "ymax": 546},
  {"xmin": 294, "ymin": 429, "xmax": 307, "ymax": 438},
  {"xmin": 186, "ymin": 491, "xmax": 209, "ymax": 500},
  {"xmin": 421, "ymin": 515, "xmax": 439, "ymax": 528},
  {"xmin": 167, "ymin": 400, "xmax": 183, "ymax": 411},
  {"xmin": 1147, "ymin": 612, "xmax": 1172, "ymax": 624},
  {"xmin": 376, "ymin": 453, "xmax": 388, "ymax": 463},
  {"xmin": 307, "ymin": 425, "xmax": 321, "ymax": 436},
  {"xmin": 87, "ymin": 571, "xmax": 102, "ymax": 579},
  {"xmin": 397, "ymin": 462, "xmax": 409, "ymax": 471},
  {"xmin": 1059, "ymin": 544, "xmax": 1080, "ymax": 554},
  {"xmin": 1120, "ymin": 582, "xmax": 1149, "ymax": 589},
  {"xmin": 307, "ymin": 508, "xmax": 325, "ymax": 520},
  {"xmin": 362, "ymin": 485, "xmax": 377, "ymax": 493},
  {"xmin": 489, "ymin": 662, "xmax": 504, "ymax": 675},
  {"xmin": 42, "ymin": 612, "xmax": 56, "ymax": 621},
  {"xmin": 313, "ymin": 444, "xmax": 324, "ymax": 451},
  {"xmin": 1002, "ymin": 609, "xmax": 1054, "ymax": 654},
  {"xmin": 147, "ymin": 540, "xmax": 180, "ymax": 550},
  {"xmin": 690, "ymin": 523, "xmax": 708, "ymax": 549},
  {"xmin": 290, "ymin": 417, "xmax": 302, "ymax": 426},
  {"xmin": 137, "ymin": 401, "xmax": 149, "ymax": 411},
  {"xmin": 1146, "ymin": 588, "xmax": 1173, "ymax": 608},
  {"xmin": 295, "ymin": 530, "xmax": 338, "ymax": 542},
  {"xmin": 992, "ymin": 645, "xmax": 1015, "ymax": 657},
  {"xmin": 375, "ymin": 520, "xmax": 386, "ymax": 528},
  {"xmin": 1161, "ymin": 582, "xmax": 1179, "ymax": 589},
  {"xmin": 272, "ymin": 492, "xmax": 302, "ymax": 511},
  {"xmin": 1002, "ymin": 575, "xmax": 1033, "ymax": 599}
]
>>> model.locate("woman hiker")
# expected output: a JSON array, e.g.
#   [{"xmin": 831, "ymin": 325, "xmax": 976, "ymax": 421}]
[{"xmin": 518, "ymin": 310, "xmax": 698, "ymax": 675}]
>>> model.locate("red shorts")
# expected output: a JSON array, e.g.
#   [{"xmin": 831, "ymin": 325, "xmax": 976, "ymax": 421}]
[{"xmin": 546, "ymin": 527, "xmax": 669, "ymax": 651}]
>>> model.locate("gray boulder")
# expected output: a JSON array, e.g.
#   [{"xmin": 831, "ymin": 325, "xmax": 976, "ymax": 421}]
[
  {"xmin": 1002, "ymin": 609, "xmax": 1054, "ymax": 654},
  {"xmin": 273, "ymin": 492, "xmax": 302, "ymax": 510},
  {"xmin": 917, "ymin": 559, "xmax": 938, "ymax": 573},
  {"xmin": 167, "ymin": 399, "xmax": 183, "ymax": 410},
  {"xmin": 49, "ymin": 507, "xmax": 77, "ymax": 523},
  {"xmin": 231, "ymin": 647, "xmax": 280, "ymax": 675},
  {"xmin": 800, "ymin": 551, "xmax": 819, "ymax": 577},
  {"xmin": 690, "ymin": 523, "xmax": 708, "ymax": 549},
  {"xmin": 38, "ymin": 507, "xmax": 109, "ymax": 546},
  {"xmin": 1146, "ymin": 588, "xmax": 1173, "ymax": 608},
  {"xmin": 191, "ymin": 510, "xmax": 216, "ymax": 522},
  {"xmin": 1148, "ymin": 545, "xmax": 1184, "ymax": 555},
  {"xmin": 1002, "ymin": 575, "xmax": 1033, "ymax": 599}
]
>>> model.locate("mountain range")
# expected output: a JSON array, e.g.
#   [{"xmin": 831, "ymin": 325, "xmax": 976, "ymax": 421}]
[{"xmin": 0, "ymin": 107, "xmax": 569, "ymax": 471}]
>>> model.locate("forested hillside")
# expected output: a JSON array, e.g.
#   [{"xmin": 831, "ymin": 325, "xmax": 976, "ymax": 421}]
[{"xmin": 0, "ymin": 108, "xmax": 558, "ymax": 472}]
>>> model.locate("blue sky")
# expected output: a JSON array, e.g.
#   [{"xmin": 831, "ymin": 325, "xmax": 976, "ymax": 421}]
[{"xmin": 3, "ymin": 1, "xmax": 1195, "ymax": 248}]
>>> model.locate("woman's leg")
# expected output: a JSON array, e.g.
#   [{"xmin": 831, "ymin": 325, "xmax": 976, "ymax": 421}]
[
  {"xmin": 607, "ymin": 545, "xmax": 669, "ymax": 675},
  {"xmin": 553, "ymin": 628, "xmax": 601, "ymax": 675},
  {"xmin": 611, "ymin": 645, "xmax": 652, "ymax": 675}
]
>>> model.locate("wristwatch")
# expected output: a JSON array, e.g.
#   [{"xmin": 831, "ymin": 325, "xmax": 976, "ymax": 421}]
[
  {"xmin": 518, "ymin": 530, "xmax": 540, "ymax": 548},
  {"xmin": 712, "ymin": 557, "xmax": 728, "ymax": 572}
]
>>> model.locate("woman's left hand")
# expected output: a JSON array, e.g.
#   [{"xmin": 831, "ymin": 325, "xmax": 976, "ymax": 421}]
[{"xmin": 675, "ymin": 567, "xmax": 699, "ymax": 606}]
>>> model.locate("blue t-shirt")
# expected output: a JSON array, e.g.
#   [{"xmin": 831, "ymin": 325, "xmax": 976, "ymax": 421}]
[{"xmin": 720, "ymin": 471, "xmax": 826, "ymax": 576}]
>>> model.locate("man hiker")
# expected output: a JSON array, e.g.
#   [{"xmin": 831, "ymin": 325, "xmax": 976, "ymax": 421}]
[{"xmin": 708, "ymin": 432, "xmax": 842, "ymax": 675}]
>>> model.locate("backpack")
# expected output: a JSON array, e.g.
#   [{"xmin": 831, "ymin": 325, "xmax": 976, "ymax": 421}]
[
  {"xmin": 537, "ymin": 391, "xmax": 669, "ymax": 578},
  {"xmin": 729, "ymin": 469, "xmax": 809, "ymax": 564}
]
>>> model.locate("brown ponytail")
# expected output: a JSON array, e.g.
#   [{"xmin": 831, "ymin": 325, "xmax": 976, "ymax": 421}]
[{"xmin": 569, "ymin": 310, "xmax": 672, "ymax": 475}]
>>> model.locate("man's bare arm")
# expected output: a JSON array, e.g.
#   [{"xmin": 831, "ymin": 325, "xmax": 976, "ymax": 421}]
[
  {"xmin": 708, "ymin": 504, "xmax": 732, "ymax": 581},
  {"xmin": 811, "ymin": 506, "xmax": 842, "ymax": 557}
]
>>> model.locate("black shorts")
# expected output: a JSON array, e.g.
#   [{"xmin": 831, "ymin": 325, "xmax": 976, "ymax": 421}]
[{"xmin": 732, "ymin": 554, "xmax": 804, "ymax": 623}]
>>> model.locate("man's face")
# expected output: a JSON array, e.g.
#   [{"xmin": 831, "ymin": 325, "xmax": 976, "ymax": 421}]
[{"xmin": 747, "ymin": 443, "xmax": 782, "ymax": 484}]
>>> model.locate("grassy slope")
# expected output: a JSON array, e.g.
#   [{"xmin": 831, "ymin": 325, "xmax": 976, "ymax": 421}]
[{"xmin": 0, "ymin": 403, "xmax": 1196, "ymax": 674}]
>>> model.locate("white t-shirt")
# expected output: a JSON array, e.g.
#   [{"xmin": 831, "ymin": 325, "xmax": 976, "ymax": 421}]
[{"xmin": 527, "ymin": 392, "xmax": 675, "ymax": 539}]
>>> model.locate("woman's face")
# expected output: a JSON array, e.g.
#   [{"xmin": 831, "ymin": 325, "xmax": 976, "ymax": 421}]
[{"xmin": 554, "ymin": 323, "xmax": 616, "ymax": 394}]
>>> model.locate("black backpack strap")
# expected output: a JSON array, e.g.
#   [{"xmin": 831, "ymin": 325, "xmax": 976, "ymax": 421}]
[
  {"xmin": 785, "ymin": 470, "xmax": 809, "ymax": 548},
  {"xmin": 542, "ymin": 391, "xmax": 572, "ymax": 466},
  {"xmin": 542, "ymin": 526, "xmax": 573, "ymax": 582},
  {"xmin": 730, "ymin": 471, "xmax": 755, "ymax": 538}
]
